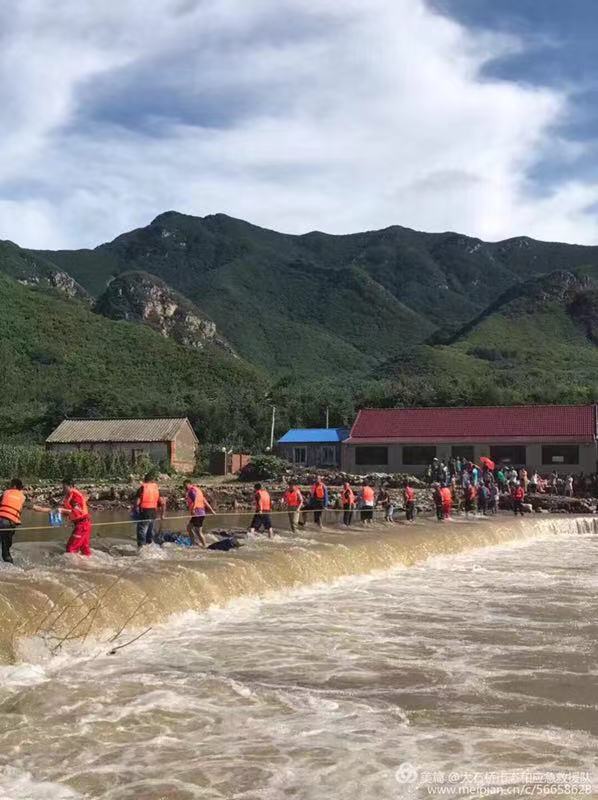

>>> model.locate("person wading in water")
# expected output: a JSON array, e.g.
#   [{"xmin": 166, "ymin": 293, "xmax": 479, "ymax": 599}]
[
  {"xmin": 183, "ymin": 480, "xmax": 215, "ymax": 547},
  {"xmin": 0, "ymin": 479, "xmax": 26, "ymax": 564},
  {"xmin": 249, "ymin": 483, "xmax": 274, "ymax": 539},
  {"xmin": 35, "ymin": 479, "xmax": 94, "ymax": 557},
  {"xmin": 282, "ymin": 481, "xmax": 303, "ymax": 534},
  {"xmin": 309, "ymin": 476, "xmax": 328, "ymax": 529},
  {"xmin": 340, "ymin": 482, "xmax": 356, "ymax": 527},
  {"xmin": 135, "ymin": 473, "xmax": 165, "ymax": 548}
]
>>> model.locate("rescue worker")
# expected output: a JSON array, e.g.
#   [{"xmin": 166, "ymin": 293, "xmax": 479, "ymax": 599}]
[
  {"xmin": 249, "ymin": 483, "xmax": 273, "ymax": 538},
  {"xmin": 511, "ymin": 481, "xmax": 525, "ymax": 516},
  {"xmin": 440, "ymin": 485, "xmax": 452, "ymax": 520},
  {"xmin": 309, "ymin": 476, "xmax": 328, "ymax": 529},
  {"xmin": 360, "ymin": 482, "xmax": 375, "ymax": 525},
  {"xmin": 464, "ymin": 483, "xmax": 477, "ymax": 517},
  {"xmin": 61, "ymin": 479, "xmax": 93, "ymax": 556},
  {"xmin": 135, "ymin": 473, "xmax": 164, "ymax": 548},
  {"xmin": 282, "ymin": 481, "xmax": 303, "ymax": 533},
  {"xmin": 403, "ymin": 482, "xmax": 416, "ymax": 522},
  {"xmin": 340, "ymin": 482, "xmax": 356, "ymax": 527},
  {"xmin": 0, "ymin": 478, "xmax": 26, "ymax": 563},
  {"xmin": 183, "ymin": 480, "xmax": 215, "ymax": 547}
]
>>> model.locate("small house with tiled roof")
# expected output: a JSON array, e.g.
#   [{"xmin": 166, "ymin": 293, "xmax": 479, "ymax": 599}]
[
  {"xmin": 341, "ymin": 405, "xmax": 598, "ymax": 474},
  {"xmin": 46, "ymin": 418, "xmax": 198, "ymax": 473}
]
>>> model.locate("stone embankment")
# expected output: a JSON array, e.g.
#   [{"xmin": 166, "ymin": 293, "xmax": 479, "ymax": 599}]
[{"xmin": 25, "ymin": 477, "xmax": 595, "ymax": 516}]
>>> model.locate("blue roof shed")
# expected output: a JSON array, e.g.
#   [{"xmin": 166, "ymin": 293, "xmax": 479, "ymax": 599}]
[{"xmin": 277, "ymin": 428, "xmax": 349, "ymax": 444}]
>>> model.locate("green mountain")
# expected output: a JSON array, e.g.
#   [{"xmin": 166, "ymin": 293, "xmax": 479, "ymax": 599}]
[
  {"xmin": 375, "ymin": 271, "xmax": 598, "ymax": 407},
  {"xmin": 0, "ymin": 273, "xmax": 268, "ymax": 444},
  {"xmin": 33, "ymin": 211, "xmax": 598, "ymax": 374},
  {"xmin": 2, "ymin": 212, "xmax": 598, "ymax": 447},
  {"xmin": 0, "ymin": 240, "xmax": 88, "ymax": 300}
]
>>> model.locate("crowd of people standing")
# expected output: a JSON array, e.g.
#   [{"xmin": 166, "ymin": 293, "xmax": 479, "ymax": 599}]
[{"xmin": 3, "ymin": 457, "xmax": 584, "ymax": 563}]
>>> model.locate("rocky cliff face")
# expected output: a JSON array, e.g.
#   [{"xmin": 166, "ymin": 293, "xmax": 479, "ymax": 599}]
[
  {"xmin": 0, "ymin": 240, "xmax": 89, "ymax": 300},
  {"xmin": 94, "ymin": 271, "xmax": 236, "ymax": 354},
  {"xmin": 19, "ymin": 267, "xmax": 88, "ymax": 300}
]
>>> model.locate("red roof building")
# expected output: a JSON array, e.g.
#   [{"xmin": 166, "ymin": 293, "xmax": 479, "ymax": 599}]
[{"xmin": 342, "ymin": 405, "xmax": 598, "ymax": 474}]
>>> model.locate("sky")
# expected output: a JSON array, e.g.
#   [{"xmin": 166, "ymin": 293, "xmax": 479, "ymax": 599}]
[{"xmin": 1, "ymin": 0, "xmax": 598, "ymax": 249}]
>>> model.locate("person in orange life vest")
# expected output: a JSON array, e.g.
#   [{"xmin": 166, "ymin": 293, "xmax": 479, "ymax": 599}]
[
  {"xmin": 183, "ymin": 480, "xmax": 215, "ymax": 547},
  {"xmin": 59, "ymin": 479, "xmax": 93, "ymax": 556},
  {"xmin": 511, "ymin": 482, "xmax": 525, "ymax": 516},
  {"xmin": 464, "ymin": 483, "xmax": 477, "ymax": 517},
  {"xmin": 440, "ymin": 486, "xmax": 452, "ymax": 520},
  {"xmin": 309, "ymin": 476, "xmax": 328, "ymax": 528},
  {"xmin": 282, "ymin": 481, "xmax": 303, "ymax": 533},
  {"xmin": 135, "ymin": 473, "xmax": 164, "ymax": 548},
  {"xmin": 403, "ymin": 482, "xmax": 416, "ymax": 522},
  {"xmin": 360, "ymin": 482, "xmax": 375, "ymax": 525},
  {"xmin": 340, "ymin": 482, "xmax": 356, "ymax": 527},
  {"xmin": 432, "ymin": 484, "xmax": 444, "ymax": 521},
  {"xmin": 249, "ymin": 483, "xmax": 273, "ymax": 538},
  {"xmin": 0, "ymin": 479, "xmax": 26, "ymax": 564}
]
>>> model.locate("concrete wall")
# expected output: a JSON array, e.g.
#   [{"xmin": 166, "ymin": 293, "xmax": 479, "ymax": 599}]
[{"xmin": 342, "ymin": 441, "xmax": 597, "ymax": 475}]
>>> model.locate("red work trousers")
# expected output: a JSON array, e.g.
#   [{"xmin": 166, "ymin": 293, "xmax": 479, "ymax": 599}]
[
  {"xmin": 66, "ymin": 518, "xmax": 92, "ymax": 557},
  {"xmin": 442, "ymin": 503, "xmax": 452, "ymax": 519}
]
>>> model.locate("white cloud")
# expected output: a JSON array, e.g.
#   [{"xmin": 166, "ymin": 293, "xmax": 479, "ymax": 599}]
[{"xmin": 0, "ymin": 0, "xmax": 597, "ymax": 248}]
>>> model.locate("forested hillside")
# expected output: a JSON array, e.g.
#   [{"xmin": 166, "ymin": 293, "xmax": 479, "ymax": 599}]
[
  {"xmin": 2, "ymin": 213, "xmax": 598, "ymax": 447},
  {"xmin": 0, "ymin": 274, "xmax": 268, "ymax": 445},
  {"xmin": 38, "ymin": 211, "xmax": 598, "ymax": 375}
]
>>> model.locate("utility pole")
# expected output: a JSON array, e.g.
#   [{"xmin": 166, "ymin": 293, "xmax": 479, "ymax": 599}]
[
  {"xmin": 269, "ymin": 405, "xmax": 276, "ymax": 450},
  {"xmin": 325, "ymin": 407, "xmax": 329, "ymax": 429}
]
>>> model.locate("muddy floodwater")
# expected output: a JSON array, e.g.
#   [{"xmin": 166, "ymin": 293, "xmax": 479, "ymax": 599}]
[{"xmin": 0, "ymin": 513, "xmax": 596, "ymax": 799}]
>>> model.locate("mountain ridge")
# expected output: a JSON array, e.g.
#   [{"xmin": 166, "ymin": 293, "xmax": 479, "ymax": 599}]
[{"xmin": 28, "ymin": 211, "xmax": 598, "ymax": 375}]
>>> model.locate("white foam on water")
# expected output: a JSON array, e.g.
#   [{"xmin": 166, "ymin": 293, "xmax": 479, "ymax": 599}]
[
  {"xmin": 0, "ymin": 521, "xmax": 596, "ymax": 799},
  {"xmin": 0, "ymin": 768, "xmax": 82, "ymax": 800}
]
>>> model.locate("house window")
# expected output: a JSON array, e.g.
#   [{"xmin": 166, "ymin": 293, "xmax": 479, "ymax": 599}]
[
  {"xmin": 322, "ymin": 446, "xmax": 336, "ymax": 465},
  {"xmin": 451, "ymin": 445, "xmax": 474, "ymax": 461},
  {"xmin": 490, "ymin": 445, "xmax": 527, "ymax": 466},
  {"xmin": 355, "ymin": 446, "xmax": 389, "ymax": 466},
  {"xmin": 402, "ymin": 445, "xmax": 436, "ymax": 465},
  {"xmin": 293, "ymin": 447, "xmax": 307, "ymax": 465},
  {"xmin": 541, "ymin": 445, "xmax": 579, "ymax": 465}
]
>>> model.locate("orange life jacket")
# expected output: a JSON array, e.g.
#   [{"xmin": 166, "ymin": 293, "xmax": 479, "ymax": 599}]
[
  {"xmin": 139, "ymin": 482, "xmax": 160, "ymax": 510},
  {"xmin": 0, "ymin": 489, "xmax": 25, "ymax": 525},
  {"xmin": 284, "ymin": 489, "xmax": 302, "ymax": 508},
  {"xmin": 64, "ymin": 488, "xmax": 89, "ymax": 522},
  {"xmin": 255, "ymin": 489, "xmax": 272, "ymax": 512},
  {"xmin": 311, "ymin": 483, "xmax": 325, "ymax": 500},
  {"xmin": 440, "ymin": 487, "xmax": 452, "ymax": 506},
  {"xmin": 362, "ymin": 486, "xmax": 375, "ymax": 504},
  {"xmin": 187, "ymin": 485, "xmax": 205, "ymax": 513},
  {"xmin": 404, "ymin": 487, "xmax": 415, "ymax": 502},
  {"xmin": 341, "ymin": 487, "xmax": 355, "ymax": 505},
  {"xmin": 512, "ymin": 486, "xmax": 525, "ymax": 501}
]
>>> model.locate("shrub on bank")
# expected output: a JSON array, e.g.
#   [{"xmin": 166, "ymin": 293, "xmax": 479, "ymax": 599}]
[
  {"xmin": 0, "ymin": 444, "xmax": 159, "ymax": 481},
  {"xmin": 238, "ymin": 454, "xmax": 291, "ymax": 482}
]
